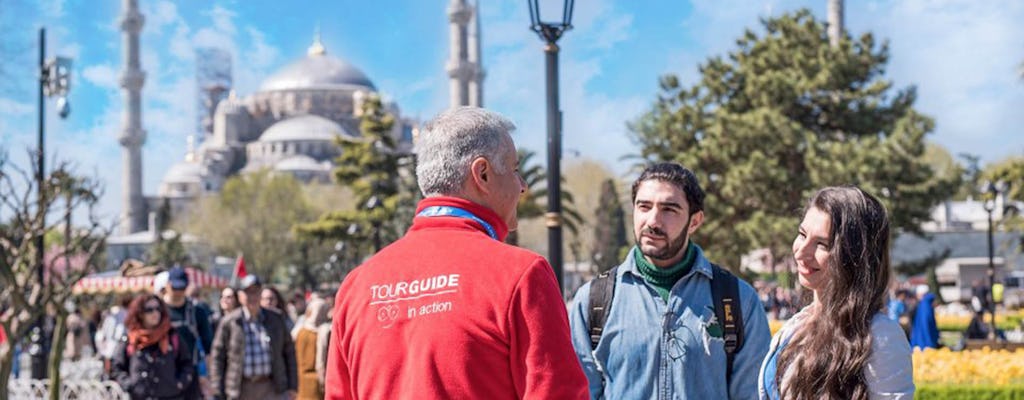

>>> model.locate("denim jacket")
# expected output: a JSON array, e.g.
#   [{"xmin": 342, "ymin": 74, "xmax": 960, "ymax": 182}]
[{"xmin": 569, "ymin": 246, "xmax": 771, "ymax": 400}]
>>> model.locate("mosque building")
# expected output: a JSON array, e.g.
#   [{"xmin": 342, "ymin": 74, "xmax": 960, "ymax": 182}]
[{"xmin": 107, "ymin": 0, "xmax": 483, "ymax": 267}]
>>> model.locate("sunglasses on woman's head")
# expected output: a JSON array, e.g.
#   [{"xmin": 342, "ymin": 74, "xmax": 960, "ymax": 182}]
[{"xmin": 143, "ymin": 306, "xmax": 161, "ymax": 314}]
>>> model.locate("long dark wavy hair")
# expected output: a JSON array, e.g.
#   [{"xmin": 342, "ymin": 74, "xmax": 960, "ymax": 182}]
[{"xmin": 775, "ymin": 186, "xmax": 891, "ymax": 400}]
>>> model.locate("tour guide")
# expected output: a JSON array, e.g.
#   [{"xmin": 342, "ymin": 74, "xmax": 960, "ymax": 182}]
[{"xmin": 324, "ymin": 106, "xmax": 588, "ymax": 399}]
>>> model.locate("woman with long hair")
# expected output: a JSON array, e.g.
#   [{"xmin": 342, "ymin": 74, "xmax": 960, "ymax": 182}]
[
  {"xmin": 758, "ymin": 186, "xmax": 914, "ymax": 399},
  {"xmin": 212, "ymin": 286, "xmax": 239, "ymax": 333},
  {"xmin": 111, "ymin": 294, "xmax": 195, "ymax": 400}
]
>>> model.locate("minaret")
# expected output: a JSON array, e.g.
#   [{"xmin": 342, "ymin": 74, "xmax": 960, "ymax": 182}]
[
  {"xmin": 467, "ymin": 0, "xmax": 484, "ymax": 107},
  {"xmin": 119, "ymin": 0, "xmax": 147, "ymax": 234},
  {"xmin": 446, "ymin": 0, "xmax": 472, "ymax": 108},
  {"xmin": 827, "ymin": 0, "xmax": 843, "ymax": 47}
]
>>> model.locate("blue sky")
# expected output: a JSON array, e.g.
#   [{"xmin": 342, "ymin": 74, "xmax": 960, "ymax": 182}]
[{"xmin": 1, "ymin": 0, "xmax": 1022, "ymax": 223}]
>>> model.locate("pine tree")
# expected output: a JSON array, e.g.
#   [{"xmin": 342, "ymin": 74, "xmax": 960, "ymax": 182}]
[
  {"xmin": 294, "ymin": 94, "xmax": 416, "ymax": 254},
  {"xmin": 591, "ymin": 179, "xmax": 627, "ymax": 272},
  {"xmin": 630, "ymin": 9, "xmax": 958, "ymax": 268}
]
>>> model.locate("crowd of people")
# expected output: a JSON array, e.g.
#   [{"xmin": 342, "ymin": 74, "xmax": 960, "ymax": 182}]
[{"xmin": 80, "ymin": 268, "xmax": 334, "ymax": 400}]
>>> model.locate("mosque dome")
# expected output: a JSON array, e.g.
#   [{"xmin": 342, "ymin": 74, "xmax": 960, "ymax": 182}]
[
  {"xmin": 162, "ymin": 161, "xmax": 202, "ymax": 184},
  {"xmin": 259, "ymin": 34, "xmax": 375, "ymax": 92},
  {"xmin": 274, "ymin": 155, "xmax": 329, "ymax": 173},
  {"xmin": 259, "ymin": 114, "xmax": 356, "ymax": 143}
]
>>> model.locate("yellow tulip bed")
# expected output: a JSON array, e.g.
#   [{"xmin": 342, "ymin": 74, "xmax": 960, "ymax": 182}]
[
  {"xmin": 934, "ymin": 311, "xmax": 1024, "ymax": 332},
  {"xmin": 914, "ymin": 347, "xmax": 1024, "ymax": 386},
  {"xmin": 914, "ymin": 347, "xmax": 1024, "ymax": 399}
]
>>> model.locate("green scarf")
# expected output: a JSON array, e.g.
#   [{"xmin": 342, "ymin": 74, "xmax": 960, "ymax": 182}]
[{"xmin": 634, "ymin": 241, "xmax": 696, "ymax": 302}]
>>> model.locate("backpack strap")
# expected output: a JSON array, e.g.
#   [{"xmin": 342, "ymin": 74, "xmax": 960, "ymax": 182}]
[
  {"xmin": 710, "ymin": 263, "xmax": 744, "ymax": 388},
  {"xmin": 588, "ymin": 266, "xmax": 618, "ymax": 349}
]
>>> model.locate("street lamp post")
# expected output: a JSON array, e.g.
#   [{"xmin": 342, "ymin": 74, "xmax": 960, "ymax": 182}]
[
  {"xmin": 31, "ymin": 26, "xmax": 73, "ymax": 379},
  {"xmin": 981, "ymin": 180, "xmax": 1007, "ymax": 340},
  {"xmin": 528, "ymin": 0, "xmax": 574, "ymax": 294}
]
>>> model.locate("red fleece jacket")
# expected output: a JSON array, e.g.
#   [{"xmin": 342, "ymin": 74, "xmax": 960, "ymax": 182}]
[{"xmin": 325, "ymin": 196, "xmax": 588, "ymax": 400}]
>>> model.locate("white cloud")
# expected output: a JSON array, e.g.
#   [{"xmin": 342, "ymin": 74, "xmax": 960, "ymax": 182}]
[
  {"xmin": 82, "ymin": 64, "xmax": 119, "ymax": 89},
  {"xmin": 845, "ymin": 0, "xmax": 1024, "ymax": 163},
  {"xmin": 0, "ymin": 98, "xmax": 34, "ymax": 117},
  {"xmin": 207, "ymin": 6, "xmax": 237, "ymax": 37},
  {"xmin": 148, "ymin": 1, "xmax": 183, "ymax": 32}
]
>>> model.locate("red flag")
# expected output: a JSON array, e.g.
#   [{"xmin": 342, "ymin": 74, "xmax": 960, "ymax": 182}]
[{"xmin": 234, "ymin": 255, "xmax": 248, "ymax": 279}]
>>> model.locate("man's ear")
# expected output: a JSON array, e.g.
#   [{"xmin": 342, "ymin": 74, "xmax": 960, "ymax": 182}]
[
  {"xmin": 469, "ymin": 157, "xmax": 491, "ymax": 191},
  {"xmin": 687, "ymin": 210, "xmax": 705, "ymax": 235}
]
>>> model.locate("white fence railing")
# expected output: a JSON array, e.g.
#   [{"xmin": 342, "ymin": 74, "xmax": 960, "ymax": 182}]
[
  {"xmin": 8, "ymin": 356, "xmax": 127, "ymax": 399},
  {"xmin": 7, "ymin": 380, "xmax": 128, "ymax": 400}
]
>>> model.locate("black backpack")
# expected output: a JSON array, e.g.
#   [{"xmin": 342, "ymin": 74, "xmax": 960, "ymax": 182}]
[{"xmin": 587, "ymin": 263, "xmax": 745, "ymax": 386}]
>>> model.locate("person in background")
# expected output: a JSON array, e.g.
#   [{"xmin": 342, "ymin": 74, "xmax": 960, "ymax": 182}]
[
  {"xmin": 111, "ymin": 294, "xmax": 195, "ymax": 400},
  {"xmin": 96, "ymin": 295, "xmax": 133, "ymax": 377},
  {"xmin": 909, "ymin": 285, "xmax": 940, "ymax": 350},
  {"xmin": 295, "ymin": 298, "xmax": 330, "ymax": 400},
  {"xmin": 214, "ymin": 287, "xmax": 240, "ymax": 332},
  {"xmin": 314, "ymin": 296, "xmax": 333, "ymax": 396},
  {"xmin": 64, "ymin": 302, "xmax": 94, "ymax": 361},
  {"xmin": 288, "ymin": 291, "xmax": 308, "ymax": 334},
  {"xmin": 162, "ymin": 266, "xmax": 213, "ymax": 399},
  {"xmin": 261, "ymin": 287, "xmax": 293, "ymax": 333},
  {"xmin": 210, "ymin": 275, "xmax": 298, "ymax": 400},
  {"xmin": 887, "ymin": 289, "xmax": 908, "ymax": 322},
  {"xmin": 758, "ymin": 186, "xmax": 914, "ymax": 399}
]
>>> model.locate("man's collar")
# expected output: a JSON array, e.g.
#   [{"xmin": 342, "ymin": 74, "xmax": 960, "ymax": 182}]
[
  {"xmin": 414, "ymin": 196, "xmax": 509, "ymax": 241},
  {"xmin": 622, "ymin": 245, "xmax": 713, "ymax": 280},
  {"xmin": 241, "ymin": 306, "xmax": 262, "ymax": 322}
]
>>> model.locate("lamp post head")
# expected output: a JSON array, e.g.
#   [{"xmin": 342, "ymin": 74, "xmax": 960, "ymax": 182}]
[
  {"xmin": 528, "ymin": 0, "xmax": 575, "ymax": 43},
  {"xmin": 56, "ymin": 96, "xmax": 70, "ymax": 119}
]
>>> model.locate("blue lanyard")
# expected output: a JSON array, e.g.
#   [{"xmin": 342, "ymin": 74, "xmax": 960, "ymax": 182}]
[{"xmin": 417, "ymin": 206, "xmax": 498, "ymax": 240}]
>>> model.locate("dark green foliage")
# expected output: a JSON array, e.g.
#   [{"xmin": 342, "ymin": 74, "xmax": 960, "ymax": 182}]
[
  {"xmin": 629, "ymin": 9, "xmax": 958, "ymax": 267},
  {"xmin": 591, "ymin": 179, "xmax": 628, "ymax": 272}
]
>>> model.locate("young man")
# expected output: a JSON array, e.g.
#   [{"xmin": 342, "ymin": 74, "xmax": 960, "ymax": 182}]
[
  {"xmin": 569, "ymin": 162, "xmax": 771, "ymax": 399},
  {"xmin": 324, "ymin": 107, "xmax": 588, "ymax": 399},
  {"xmin": 162, "ymin": 266, "xmax": 214, "ymax": 398}
]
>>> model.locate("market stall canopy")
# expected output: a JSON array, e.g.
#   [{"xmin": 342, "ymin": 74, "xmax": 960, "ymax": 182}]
[{"xmin": 73, "ymin": 265, "xmax": 229, "ymax": 295}]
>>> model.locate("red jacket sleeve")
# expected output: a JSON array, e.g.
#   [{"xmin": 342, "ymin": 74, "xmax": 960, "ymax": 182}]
[{"xmin": 507, "ymin": 258, "xmax": 589, "ymax": 399}]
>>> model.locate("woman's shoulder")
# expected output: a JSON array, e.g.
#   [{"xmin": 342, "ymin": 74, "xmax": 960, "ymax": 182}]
[
  {"xmin": 870, "ymin": 313, "xmax": 906, "ymax": 341},
  {"xmin": 868, "ymin": 312, "xmax": 913, "ymax": 362}
]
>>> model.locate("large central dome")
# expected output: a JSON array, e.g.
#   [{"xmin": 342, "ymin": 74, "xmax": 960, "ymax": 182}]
[{"xmin": 259, "ymin": 36, "xmax": 375, "ymax": 92}]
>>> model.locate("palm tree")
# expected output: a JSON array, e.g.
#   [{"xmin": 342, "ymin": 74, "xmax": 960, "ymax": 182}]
[{"xmin": 507, "ymin": 149, "xmax": 584, "ymax": 246}]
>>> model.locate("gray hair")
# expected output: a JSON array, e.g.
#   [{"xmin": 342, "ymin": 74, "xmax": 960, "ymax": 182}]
[{"xmin": 415, "ymin": 107, "xmax": 516, "ymax": 196}]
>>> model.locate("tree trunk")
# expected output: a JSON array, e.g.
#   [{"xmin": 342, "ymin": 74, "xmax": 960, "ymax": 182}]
[
  {"xmin": 0, "ymin": 343, "xmax": 14, "ymax": 400},
  {"xmin": 46, "ymin": 312, "xmax": 68, "ymax": 400}
]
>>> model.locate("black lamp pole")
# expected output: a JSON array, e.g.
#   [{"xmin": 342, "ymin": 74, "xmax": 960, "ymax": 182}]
[
  {"xmin": 529, "ymin": 0, "xmax": 574, "ymax": 294},
  {"xmin": 982, "ymin": 181, "xmax": 1006, "ymax": 340},
  {"xmin": 30, "ymin": 26, "xmax": 48, "ymax": 380},
  {"xmin": 30, "ymin": 26, "xmax": 72, "ymax": 379}
]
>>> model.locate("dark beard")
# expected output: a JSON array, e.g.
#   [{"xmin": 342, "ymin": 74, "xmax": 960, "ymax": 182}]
[{"xmin": 636, "ymin": 215, "xmax": 691, "ymax": 263}]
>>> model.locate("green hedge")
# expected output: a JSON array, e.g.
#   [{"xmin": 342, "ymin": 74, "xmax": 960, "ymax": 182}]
[{"xmin": 916, "ymin": 384, "xmax": 1024, "ymax": 399}]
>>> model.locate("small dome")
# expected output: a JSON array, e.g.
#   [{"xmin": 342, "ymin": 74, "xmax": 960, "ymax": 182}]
[
  {"xmin": 259, "ymin": 38, "xmax": 375, "ymax": 92},
  {"xmin": 162, "ymin": 161, "xmax": 202, "ymax": 184},
  {"xmin": 274, "ymin": 155, "xmax": 330, "ymax": 173},
  {"xmin": 259, "ymin": 115, "xmax": 356, "ymax": 143}
]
